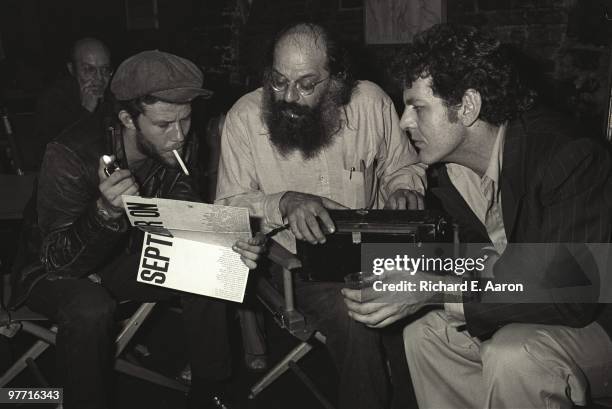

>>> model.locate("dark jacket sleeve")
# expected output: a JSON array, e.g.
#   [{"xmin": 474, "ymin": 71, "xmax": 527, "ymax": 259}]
[
  {"xmin": 37, "ymin": 142, "xmax": 127, "ymax": 278},
  {"xmin": 464, "ymin": 138, "xmax": 612, "ymax": 338}
]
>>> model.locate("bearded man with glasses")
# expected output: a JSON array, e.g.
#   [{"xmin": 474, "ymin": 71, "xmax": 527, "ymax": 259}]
[{"xmin": 216, "ymin": 22, "xmax": 426, "ymax": 409}]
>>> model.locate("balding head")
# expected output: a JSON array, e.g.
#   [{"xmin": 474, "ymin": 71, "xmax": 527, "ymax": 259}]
[
  {"xmin": 269, "ymin": 24, "xmax": 332, "ymax": 110},
  {"xmin": 270, "ymin": 23, "xmax": 356, "ymax": 82},
  {"xmin": 67, "ymin": 37, "xmax": 112, "ymax": 104},
  {"xmin": 70, "ymin": 37, "xmax": 111, "ymax": 66},
  {"xmin": 273, "ymin": 24, "xmax": 329, "ymax": 73}
]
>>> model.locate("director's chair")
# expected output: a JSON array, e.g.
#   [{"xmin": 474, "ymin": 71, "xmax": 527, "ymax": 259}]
[
  {"xmin": 251, "ymin": 211, "xmax": 459, "ymax": 409},
  {"xmin": 0, "ymin": 272, "xmax": 188, "ymax": 393},
  {"xmin": 0, "ymin": 168, "xmax": 188, "ymax": 393},
  {"xmin": 250, "ymin": 241, "xmax": 333, "ymax": 409}
]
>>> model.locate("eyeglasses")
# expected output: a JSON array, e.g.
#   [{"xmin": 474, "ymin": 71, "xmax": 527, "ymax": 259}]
[
  {"xmin": 78, "ymin": 63, "xmax": 113, "ymax": 78},
  {"xmin": 269, "ymin": 71, "xmax": 329, "ymax": 96}
]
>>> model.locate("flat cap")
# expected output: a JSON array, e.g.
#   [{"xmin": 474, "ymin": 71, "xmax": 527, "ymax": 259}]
[{"xmin": 111, "ymin": 50, "xmax": 212, "ymax": 102}]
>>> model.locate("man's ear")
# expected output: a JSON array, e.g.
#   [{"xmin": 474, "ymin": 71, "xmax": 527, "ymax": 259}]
[
  {"xmin": 67, "ymin": 62, "xmax": 75, "ymax": 77},
  {"xmin": 459, "ymin": 89, "xmax": 482, "ymax": 127},
  {"xmin": 118, "ymin": 110, "xmax": 136, "ymax": 130}
]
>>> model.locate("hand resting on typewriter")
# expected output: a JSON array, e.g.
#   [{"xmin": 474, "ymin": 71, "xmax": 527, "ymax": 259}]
[{"xmin": 279, "ymin": 191, "xmax": 348, "ymax": 245}]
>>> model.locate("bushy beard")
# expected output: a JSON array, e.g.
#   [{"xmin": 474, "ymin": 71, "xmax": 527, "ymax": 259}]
[{"xmin": 262, "ymin": 79, "xmax": 351, "ymax": 160}]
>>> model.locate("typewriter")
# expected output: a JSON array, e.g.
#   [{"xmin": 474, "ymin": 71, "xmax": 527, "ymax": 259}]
[{"xmin": 295, "ymin": 209, "xmax": 456, "ymax": 282}]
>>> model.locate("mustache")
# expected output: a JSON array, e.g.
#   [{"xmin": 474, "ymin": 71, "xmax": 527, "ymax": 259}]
[
  {"xmin": 275, "ymin": 101, "xmax": 312, "ymax": 118},
  {"xmin": 165, "ymin": 144, "xmax": 184, "ymax": 152}
]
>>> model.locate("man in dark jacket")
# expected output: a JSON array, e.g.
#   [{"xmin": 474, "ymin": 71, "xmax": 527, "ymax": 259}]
[
  {"xmin": 17, "ymin": 50, "xmax": 263, "ymax": 409},
  {"xmin": 343, "ymin": 24, "xmax": 612, "ymax": 408}
]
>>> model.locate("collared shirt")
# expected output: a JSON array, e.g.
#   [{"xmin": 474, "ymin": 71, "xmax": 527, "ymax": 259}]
[
  {"xmin": 444, "ymin": 124, "xmax": 508, "ymax": 319},
  {"xmin": 215, "ymin": 81, "xmax": 427, "ymax": 252},
  {"xmin": 446, "ymin": 124, "xmax": 508, "ymax": 254}
]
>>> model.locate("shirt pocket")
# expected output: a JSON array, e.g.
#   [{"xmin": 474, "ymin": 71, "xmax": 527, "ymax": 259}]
[{"xmin": 341, "ymin": 168, "xmax": 365, "ymax": 209}]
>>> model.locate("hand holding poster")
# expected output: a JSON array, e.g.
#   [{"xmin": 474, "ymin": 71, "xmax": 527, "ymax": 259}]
[{"xmin": 122, "ymin": 195, "xmax": 252, "ymax": 303}]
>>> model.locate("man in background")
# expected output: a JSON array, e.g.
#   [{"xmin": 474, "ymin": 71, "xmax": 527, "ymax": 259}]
[{"xmin": 32, "ymin": 37, "xmax": 112, "ymax": 165}]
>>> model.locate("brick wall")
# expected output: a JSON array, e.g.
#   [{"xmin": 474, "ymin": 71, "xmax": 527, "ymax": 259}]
[
  {"xmin": 240, "ymin": 0, "xmax": 364, "ymax": 89},
  {"xmin": 3, "ymin": 0, "xmax": 610, "ymax": 131},
  {"xmin": 175, "ymin": 0, "xmax": 243, "ymax": 88},
  {"xmin": 447, "ymin": 0, "xmax": 612, "ymax": 135},
  {"xmin": 173, "ymin": 0, "xmax": 355, "ymax": 89},
  {"xmin": 234, "ymin": 0, "xmax": 611, "ymax": 134}
]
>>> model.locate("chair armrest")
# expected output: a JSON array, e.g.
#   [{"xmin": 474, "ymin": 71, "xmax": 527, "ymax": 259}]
[
  {"xmin": 266, "ymin": 241, "xmax": 299, "ymax": 313},
  {"xmin": 257, "ymin": 240, "xmax": 312, "ymax": 340},
  {"xmin": 267, "ymin": 240, "xmax": 302, "ymax": 270}
]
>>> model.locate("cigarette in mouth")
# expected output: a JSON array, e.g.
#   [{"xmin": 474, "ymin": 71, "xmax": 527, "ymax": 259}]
[{"xmin": 172, "ymin": 149, "xmax": 189, "ymax": 176}]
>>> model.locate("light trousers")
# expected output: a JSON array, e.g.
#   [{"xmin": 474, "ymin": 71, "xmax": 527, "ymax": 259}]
[{"xmin": 403, "ymin": 310, "xmax": 612, "ymax": 409}]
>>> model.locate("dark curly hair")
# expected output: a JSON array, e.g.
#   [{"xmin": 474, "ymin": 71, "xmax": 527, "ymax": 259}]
[{"xmin": 393, "ymin": 24, "xmax": 536, "ymax": 126}]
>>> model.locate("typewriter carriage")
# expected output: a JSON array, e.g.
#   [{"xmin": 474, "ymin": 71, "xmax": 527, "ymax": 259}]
[{"xmin": 295, "ymin": 209, "xmax": 457, "ymax": 282}]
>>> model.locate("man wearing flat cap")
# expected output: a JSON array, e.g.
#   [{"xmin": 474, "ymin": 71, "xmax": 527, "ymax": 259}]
[{"xmin": 12, "ymin": 50, "xmax": 263, "ymax": 409}]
